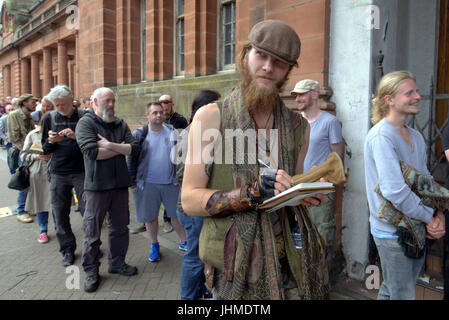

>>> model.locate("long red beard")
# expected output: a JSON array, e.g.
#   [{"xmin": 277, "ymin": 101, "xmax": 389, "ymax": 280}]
[{"xmin": 240, "ymin": 65, "xmax": 287, "ymax": 114}]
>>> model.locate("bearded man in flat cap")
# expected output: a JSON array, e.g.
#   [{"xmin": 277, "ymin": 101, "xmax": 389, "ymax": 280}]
[
  {"xmin": 182, "ymin": 20, "xmax": 329, "ymax": 300},
  {"xmin": 7, "ymin": 93, "xmax": 38, "ymax": 223}
]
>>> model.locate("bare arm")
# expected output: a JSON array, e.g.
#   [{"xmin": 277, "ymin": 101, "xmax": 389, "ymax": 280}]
[
  {"xmin": 182, "ymin": 104, "xmax": 298, "ymax": 216},
  {"xmin": 330, "ymin": 140, "xmax": 345, "ymax": 162},
  {"xmin": 96, "ymin": 148, "xmax": 120, "ymax": 160},
  {"xmin": 294, "ymin": 122, "xmax": 328, "ymax": 206},
  {"xmin": 181, "ymin": 103, "xmax": 222, "ymax": 216}
]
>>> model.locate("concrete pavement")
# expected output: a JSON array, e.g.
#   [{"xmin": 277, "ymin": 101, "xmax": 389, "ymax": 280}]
[
  {"xmin": 0, "ymin": 198, "xmax": 185, "ymax": 300},
  {"xmin": 0, "ymin": 148, "xmax": 185, "ymax": 300},
  {"xmin": 0, "ymin": 148, "xmax": 374, "ymax": 301}
]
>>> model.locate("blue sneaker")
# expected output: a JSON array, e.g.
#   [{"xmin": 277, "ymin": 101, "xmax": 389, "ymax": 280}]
[
  {"xmin": 179, "ymin": 241, "xmax": 187, "ymax": 252},
  {"xmin": 149, "ymin": 242, "xmax": 160, "ymax": 262}
]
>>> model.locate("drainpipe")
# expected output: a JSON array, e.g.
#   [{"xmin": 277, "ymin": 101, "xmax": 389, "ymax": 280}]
[
  {"xmin": 376, "ymin": 50, "xmax": 384, "ymax": 81},
  {"xmin": 427, "ymin": 77, "xmax": 434, "ymax": 169}
]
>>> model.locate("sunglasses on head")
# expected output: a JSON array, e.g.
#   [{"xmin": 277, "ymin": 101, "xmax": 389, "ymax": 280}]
[{"xmin": 159, "ymin": 100, "xmax": 172, "ymax": 104}]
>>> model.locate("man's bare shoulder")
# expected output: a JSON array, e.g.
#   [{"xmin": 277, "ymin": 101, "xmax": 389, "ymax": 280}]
[{"xmin": 192, "ymin": 102, "xmax": 221, "ymax": 130}]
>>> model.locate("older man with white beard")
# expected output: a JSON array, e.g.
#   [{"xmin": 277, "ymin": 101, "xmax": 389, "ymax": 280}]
[
  {"xmin": 75, "ymin": 87, "xmax": 140, "ymax": 293},
  {"xmin": 42, "ymin": 85, "xmax": 86, "ymax": 267}
]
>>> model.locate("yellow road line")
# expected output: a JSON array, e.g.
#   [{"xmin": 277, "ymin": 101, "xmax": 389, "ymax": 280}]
[{"xmin": 0, "ymin": 207, "xmax": 14, "ymax": 218}]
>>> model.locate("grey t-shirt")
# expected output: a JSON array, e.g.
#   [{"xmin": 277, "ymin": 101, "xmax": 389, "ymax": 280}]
[
  {"xmin": 364, "ymin": 118, "xmax": 434, "ymax": 234},
  {"xmin": 303, "ymin": 111, "xmax": 343, "ymax": 173}
]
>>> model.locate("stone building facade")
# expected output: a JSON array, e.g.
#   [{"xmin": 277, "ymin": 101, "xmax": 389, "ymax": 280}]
[
  {"xmin": 0, "ymin": 0, "xmax": 331, "ymax": 124},
  {"xmin": 0, "ymin": 0, "xmax": 78, "ymax": 100}
]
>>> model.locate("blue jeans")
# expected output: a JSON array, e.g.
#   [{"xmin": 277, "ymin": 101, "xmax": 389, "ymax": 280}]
[
  {"xmin": 5, "ymin": 143, "xmax": 14, "ymax": 174},
  {"xmin": 36, "ymin": 212, "xmax": 57, "ymax": 233},
  {"xmin": 176, "ymin": 209, "xmax": 207, "ymax": 300},
  {"xmin": 373, "ymin": 236, "xmax": 425, "ymax": 300},
  {"xmin": 17, "ymin": 190, "xmax": 28, "ymax": 216}
]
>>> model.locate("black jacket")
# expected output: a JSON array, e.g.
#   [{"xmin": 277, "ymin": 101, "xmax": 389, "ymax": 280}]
[
  {"xmin": 75, "ymin": 112, "xmax": 139, "ymax": 191},
  {"xmin": 164, "ymin": 112, "xmax": 188, "ymax": 129},
  {"xmin": 41, "ymin": 109, "xmax": 85, "ymax": 174}
]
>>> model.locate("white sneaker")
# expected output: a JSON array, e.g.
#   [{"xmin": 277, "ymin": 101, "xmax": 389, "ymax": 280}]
[
  {"xmin": 17, "ymin": 214, "xmax": 33, "ymax": 223},
  {"xmin": 163, "ymin": 221, "xmax": 173, "ymax": 233}
]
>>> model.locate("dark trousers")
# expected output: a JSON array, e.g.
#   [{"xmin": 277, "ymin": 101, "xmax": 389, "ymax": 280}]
[
  {"xmin": 82, "ymin": 189, "xmax": 130, "ymax": 277},
  {"xmin": 50, "ymin": 173, "xmax": 85, "ymax": 255},
  {"xmin": 164, "ymin": 210, "xmax": 170, "ymax": 223}
]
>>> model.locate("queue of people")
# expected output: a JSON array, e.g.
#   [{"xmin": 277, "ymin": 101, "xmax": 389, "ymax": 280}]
[{"xmin": 2, "ymin": 19, "xmax": 447, "ymax": 301}]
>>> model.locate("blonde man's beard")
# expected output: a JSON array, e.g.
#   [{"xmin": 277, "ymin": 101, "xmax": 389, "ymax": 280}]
[{"xmin": 240, "ymin": 65, "xmax": 287, "ymax": 114}]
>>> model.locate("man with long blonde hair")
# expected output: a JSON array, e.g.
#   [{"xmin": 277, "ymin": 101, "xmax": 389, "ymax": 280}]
[{"xmin": 364, "ymin": 71, "xmax": 445, "ymax": 299}]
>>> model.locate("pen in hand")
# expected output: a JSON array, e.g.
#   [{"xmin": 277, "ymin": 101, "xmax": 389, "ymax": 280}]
[
  {"xmin": 258, "ymin": 158, "xmax": 272, "ymax": 169},
  {"xmin": 258, "ymin": 158, "xmax": 295, "ymax": 187}
]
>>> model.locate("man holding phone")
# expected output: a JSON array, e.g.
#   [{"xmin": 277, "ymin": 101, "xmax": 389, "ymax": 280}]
[{"xmin": 42, "ymin": 85, "xmax": 86, "ymax": 268}]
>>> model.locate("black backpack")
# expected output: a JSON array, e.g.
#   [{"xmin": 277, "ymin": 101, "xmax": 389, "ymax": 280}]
[{"xmin": 139, "ymin": 125, "xmax": 149, "ymax": 145}]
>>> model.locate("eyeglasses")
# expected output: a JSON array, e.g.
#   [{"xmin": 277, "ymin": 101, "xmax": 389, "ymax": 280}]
[{"xmin": 159, "ymin": 100, "xmax": 172, "ymax": 104}]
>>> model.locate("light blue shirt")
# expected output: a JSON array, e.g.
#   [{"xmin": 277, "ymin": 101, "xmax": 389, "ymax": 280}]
[
  {"xmin": 364, "ymin": 118, "xmax": 434, "ymax": 234},
  {"xmin": 370, "ymin": 225, "xmax": 398, "ymax": 240},
  {"xmin": 145, "ymin": 126, "xmax": 175, "ymax": 184}
]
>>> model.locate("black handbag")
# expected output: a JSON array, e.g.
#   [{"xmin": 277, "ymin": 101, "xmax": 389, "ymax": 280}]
[
  {"xmin": 7, "ymin": 146, "xmax": 20, "ymax": 172},
  {"xmin": 8, "ymin": 163, "xmax": 31, "ymax": 190}
]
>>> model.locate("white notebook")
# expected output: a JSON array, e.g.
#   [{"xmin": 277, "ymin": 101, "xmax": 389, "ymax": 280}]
[{"xmin": 259, "ymin": 182, "xmax": 335, "ymax": 211}]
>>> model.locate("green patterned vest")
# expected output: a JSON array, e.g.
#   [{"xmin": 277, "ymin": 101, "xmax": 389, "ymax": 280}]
[{"xmin": 199, "ymin": 89, "xmax": 307, "ymax": 270}]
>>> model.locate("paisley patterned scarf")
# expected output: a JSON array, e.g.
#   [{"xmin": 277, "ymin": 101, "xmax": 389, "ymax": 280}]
[
  {"xmin": 215, "ymin": 89, "xmax": 329, "ymax": 299},
  {"xmin": 375, "ymin": 161, "xmax": 449, "ymax": 258}
]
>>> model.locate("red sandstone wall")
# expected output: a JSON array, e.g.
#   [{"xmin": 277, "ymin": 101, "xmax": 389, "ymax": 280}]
[
  {"xmin": 236, "ymin": 0, "xmax": 330, "ymax": 92},
  {"xmin": 1, "ymin": 0, "xmax": 330, "ymax": 100}
]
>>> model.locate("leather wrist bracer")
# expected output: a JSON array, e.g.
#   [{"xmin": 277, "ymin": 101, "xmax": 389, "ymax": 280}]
[{"xmin": 205, "ymin": 186, "xmax": 253, "ymax": 217}]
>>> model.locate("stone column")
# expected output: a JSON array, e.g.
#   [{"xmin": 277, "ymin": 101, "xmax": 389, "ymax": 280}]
[
  {"xmin": 147, "ymin": 0, "xmax": 173, "ymax": 80},
  {"xmin": 78, "ymin": 0, "xmax": 117, "ymax": 93},
  {"xmin": 74, "ymin": 33, "xmax": 79, "ymax": 98},
  {"xmin": 42, "ymin": 47, "xmax": 53, "ymax": 95},
  {"xmin": 3, "ymin": 65, "xmax": 11, "ymax": 97},
  {"xmin": 11, "ymin": 60, "xmax": 20, "ymax": 98},
  {"xmin": 184, "ymin": 0, "xmax": 217, "ymax": 76},
  {"xmin": 68, "ymin": 60, "xmax": 73, "ymax": 91},
  {"xmin": 31, "ymin": 54, "xmax": 40, "ymax": 97},
  {"xmin": 20, "ymin": 58, "xmax": 31, "ymax": 94},
  {"xmin": 57, "ymin": 41, "xmax": 68, "ymax": 86}
]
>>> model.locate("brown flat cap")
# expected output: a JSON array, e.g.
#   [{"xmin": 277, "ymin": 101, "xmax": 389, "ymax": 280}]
[
  {"xmin": 17, "ymin": 93, "xmax": 38, "ymax": 106},
  {"xmin": 248, "ymin": 20, "xmax": 301, "ymax": 66}
]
